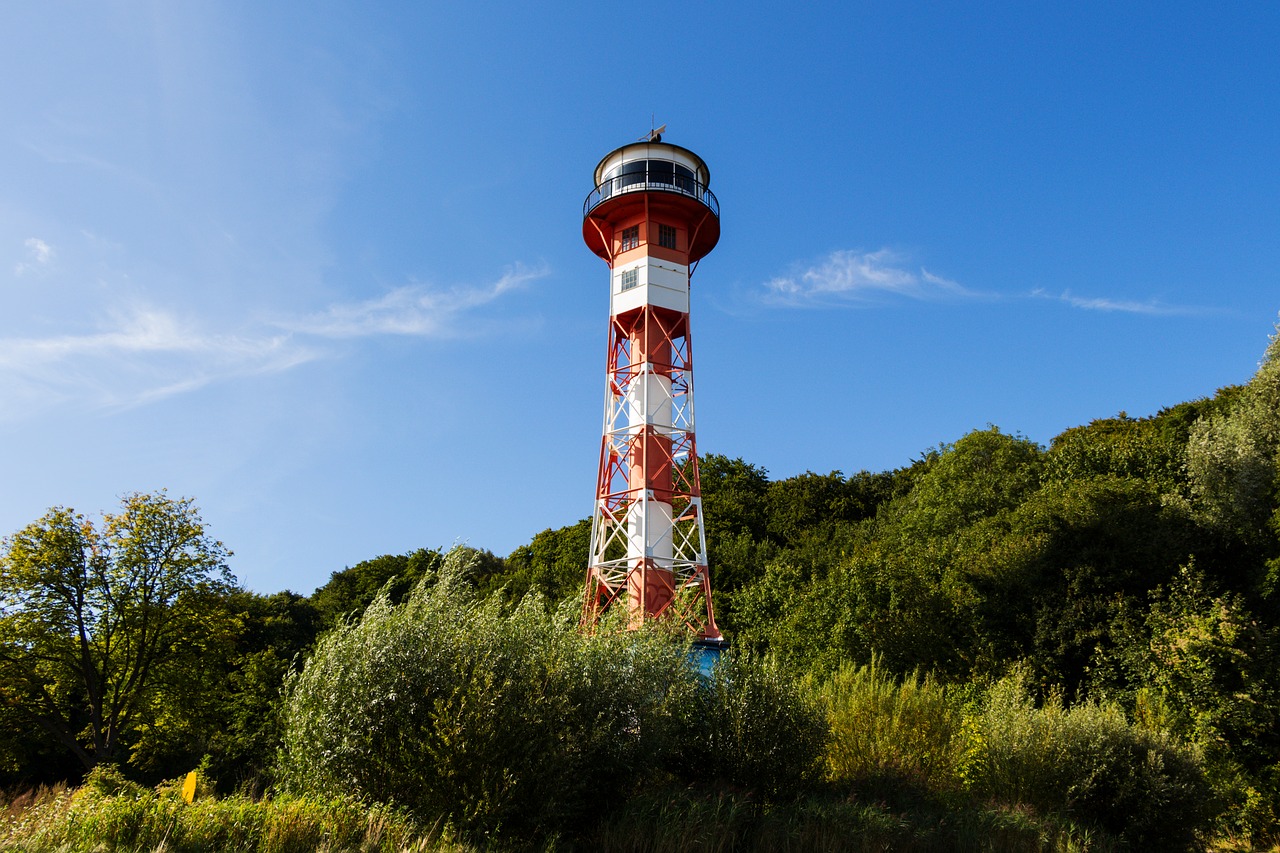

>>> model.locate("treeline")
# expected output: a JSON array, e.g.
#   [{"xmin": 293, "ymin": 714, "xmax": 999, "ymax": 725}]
[{"xmin": 2, "ymin": 320, "xmax": 1278, "ymax": 847}]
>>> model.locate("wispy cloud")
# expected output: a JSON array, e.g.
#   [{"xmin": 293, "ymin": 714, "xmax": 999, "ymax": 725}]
[
  {"xmin": 760, "ymin": 248, "xmax": 1214, "ymax": 319},
  {"xmin": 14, "ymin": 238, "xmax": 55, "ymax": 276},
  {"xmin": 0, "ymin": 306, "xmax": 317, "ymax": 416},
  {"xmin": 283, "ymin": 263, "xmax": 547, "ymax": 338},
  {"xmin": 1032, "ymin": 289, "xmax": 1211, "ymax": 317},
  {"xmin": 0, "ymin": 265, "xmax": 544, "ymax": 419},
  {"xmin": 762, "ymin": 248, "xmax": 971, "ymax": 306}
]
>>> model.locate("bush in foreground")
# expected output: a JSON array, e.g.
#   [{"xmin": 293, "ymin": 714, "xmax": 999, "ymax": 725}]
[
  {"xmin": 815, "ymin": 662, "xmax": 1214, "ymax": 851},
  {"xmin": 276, "ymin": 546, "xmax": 1214, "ymax": 849},
  {"xmin": 819, "ymin": 659, "xmax": 962, "ymax": 795},
  {"xmin": 278, "ymin": 548, "xmax": 827, "ymax": 845},
  {"xmin": 277, "ymin": 549, "xmax": 702, "ymax": 841}
]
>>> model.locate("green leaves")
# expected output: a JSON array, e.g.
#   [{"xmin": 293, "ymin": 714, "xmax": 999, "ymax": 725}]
[
  {"xmin": 279, "ymin": 547, "xmax": 829, "ymax": 844},
  {"xmin": 279, "ymin": 548, "xmax": 696, "ymax": 841},
  {"xmin": 1187, "ymin": 320, "xmax": 1280, "ymax": 546},
  {"xmin": 0, "ymin": 492, "xmax": 233, "ymax": 772}
]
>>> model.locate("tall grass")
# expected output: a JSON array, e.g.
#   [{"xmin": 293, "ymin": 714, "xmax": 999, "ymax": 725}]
[
  {"xmin": 0, "ymin": 766, "xmax": 467, "ymax": 853},
  {"xmin": 587, "ymin": 789, "xmax": 1114, "ymax": 853},
  {"xmin": 818, "ymin": 658, "xmax": 962, "ymax": 794}
]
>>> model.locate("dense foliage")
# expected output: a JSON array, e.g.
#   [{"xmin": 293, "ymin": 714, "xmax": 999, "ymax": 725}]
[
  {"xmin": 278, "ymin": 547, "xmax": 825, "ymax": 843},
  {"xmin": 0, "ymin": 493, "xmax": 233, "ymax": 773},
  {"xmin": 2, "ymin": 318, "xmax": 1279, "ymax": 849}
]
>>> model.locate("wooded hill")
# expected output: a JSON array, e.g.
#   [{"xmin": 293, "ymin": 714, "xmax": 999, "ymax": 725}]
[{"xmin": 2, "ymin": 320, "xmax": 1278, "ymax": 849}]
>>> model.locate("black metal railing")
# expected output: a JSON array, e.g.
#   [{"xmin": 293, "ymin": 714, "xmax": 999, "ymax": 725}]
[{"xmin": 584, "ymin": 162, "xmax": 719, "ymax": 218}]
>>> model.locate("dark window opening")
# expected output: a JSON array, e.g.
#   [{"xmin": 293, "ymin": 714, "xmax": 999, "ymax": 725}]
[
  {"xmin": 674, "ymin": 164, "xmax": 695, "ymax": 192},
  {"xmin": 647, "ymin": 160, "xmax": 674, "ymax": 186},
  {"xmin": 619, "ymin": 161, "xmax": 647, "ymax": 188},
  {"xmin": 601, "ymin": 161, "xmax": 700, "ymax": 194},
  {"xmin": 658, "ymin": 224, "xmax": 677, "ymax": 249},
  {"xmin": 621, "ymin": 226, "xmax": 639, "ymax": 251}
]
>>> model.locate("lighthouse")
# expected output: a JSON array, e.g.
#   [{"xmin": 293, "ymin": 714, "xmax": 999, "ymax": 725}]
[{"xmin": 580, "ymin": 131, "xmax": 723, "ymax": 641}]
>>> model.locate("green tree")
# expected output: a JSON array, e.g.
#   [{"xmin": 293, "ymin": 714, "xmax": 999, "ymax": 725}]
[
  {"xmin": 501, "ymin": 519, "xmax": 591, "ymax": 603},
  {"xmin": 764, "ymin": 468, "xmax": 905, "ymax": 545},
  {"xmin": 1047, "ymin": 412, "xmax": 1187, "ymax": 490},
  {"xmin": 127, "ymin": 589, "xmax": 321, "ymax": 791},
  {"xmin": 699, "ymin": 455, "xmax": 770, "ymax": 545},
  {"xmin": 693, "ymin": 455, "xmax": 774, "ymax": 624},
  {"xmin": 1187, "ymin": 320, "xmax": 1280, "ymax": 550},
  {"xmin": 0, "ymin": 492, "xmax": 232, "ymax": 772},
  {"xmin": 994, "ymin": 476, "xmax": 1195, "ymax": 693},
  {"xmin": 893, "ymin": 427, "xmax": 1044, "ymax": 540},
  {"xmin": 309, "ymin": 548, "xmax": 442, "ymax": 626}
]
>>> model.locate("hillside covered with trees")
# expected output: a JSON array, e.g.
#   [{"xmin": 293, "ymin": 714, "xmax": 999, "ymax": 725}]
[{"xmin": 2, "ymin": 321, "xmax": 1279, "ymax": 850}]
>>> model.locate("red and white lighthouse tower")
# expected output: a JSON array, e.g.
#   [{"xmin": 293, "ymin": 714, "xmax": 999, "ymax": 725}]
[{"xmin": 581, "ymin": 132, "xmax": 722, "ymax": 640}]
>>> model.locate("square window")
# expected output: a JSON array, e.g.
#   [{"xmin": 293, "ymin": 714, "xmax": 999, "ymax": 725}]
[
  {"xmin": 621, "ymin": 226, "xmax": 639, "ymax": 251},
  {"xmin": 621, "ymin": 268, "xmax": 639, "ymax": 290},
  {"xmin": 658, "ymin": 224, "xmax": 677, "ymax": 249}
]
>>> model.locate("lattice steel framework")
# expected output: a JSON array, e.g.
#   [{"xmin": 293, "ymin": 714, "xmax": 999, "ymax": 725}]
[{"xmin": 583, "ymin": 304, "xmax": 719, "ymax": 636}]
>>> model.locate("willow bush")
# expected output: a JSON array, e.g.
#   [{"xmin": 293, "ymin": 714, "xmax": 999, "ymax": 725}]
[
  {"xmin": 695, "ymin": 654, "xmax": 826, "ymax": 799},
  {"xmin": 277, "ymin": 548, "xmax": 703, "ymax": 842}
]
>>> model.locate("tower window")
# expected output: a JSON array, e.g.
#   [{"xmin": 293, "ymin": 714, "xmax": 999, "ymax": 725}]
[
  {"xmin": 658, "ymin": 224, "xmax": 677, "ymax": 249},
  {"xmin": 621, "ymin": 268, "xmax": 639, "ymax": 290},
  {"xmin": 620, "ymin": 226, "xmax": 639, "ymax": 251}
]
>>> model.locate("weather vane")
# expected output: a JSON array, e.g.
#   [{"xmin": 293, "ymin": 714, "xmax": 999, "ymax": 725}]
[{"xmin": 640, "ymin": 117, "xmax": 666, "ymax": 142}]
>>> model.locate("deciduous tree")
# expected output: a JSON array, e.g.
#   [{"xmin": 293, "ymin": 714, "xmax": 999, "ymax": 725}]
[{"xmin": 0, "ymin": 492, "xmax": 232, "ymax": 771}]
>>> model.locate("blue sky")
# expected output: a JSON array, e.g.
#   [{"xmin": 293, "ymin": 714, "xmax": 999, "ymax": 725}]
[{"xmin": 2, "ymin": 2, "xmax": 1278, "ymax": 594}]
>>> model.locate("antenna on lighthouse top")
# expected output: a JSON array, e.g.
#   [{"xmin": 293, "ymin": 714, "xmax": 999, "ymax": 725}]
[{"xmin": 640, "ymin": 122, "xmax": 666, "ymax": 143}]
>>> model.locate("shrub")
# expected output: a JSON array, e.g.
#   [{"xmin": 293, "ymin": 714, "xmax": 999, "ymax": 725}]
[
  {"xmin": 962, "ymin": 673, "xmax": 1214, "ymax": 850},
  {"xmin": 277, "ymin": 547, "xmax": 701, "ymax": 842},
  {"xmin": 694, "ymin": 654, "xmax": 826, "ymax": 798}
]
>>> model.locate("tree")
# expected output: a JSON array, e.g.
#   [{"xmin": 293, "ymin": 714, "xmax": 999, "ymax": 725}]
[
  {"xmin": 1046, "ymin": 412, "xmax": 1188, "ymax": 490},
  {"xmin": 0, "ymin": 492, "xmax": 232, "ymax": 772},
  {"xmin": 310, "ymin": 549, "xmax": 442, "ymax": 626},
  {"xmin": 126, "ymin": 588, "xmax": 322, "ymax": 791},
  {"xmin": 502, "ymin": 519, "xmax": 591, "ymax": 603},
  {"xmin": 892, "ymin": 427, "xmax": 1044, "ymax": 541},
  {"xmin": 699, "ymin": 454, "xmax": 771, "ymax": 545},
  {"xmin": 698, "ymin": 455, "xmax": 772, "ymax": 603},
  {"xmin": 1187, "ymin": 320, "xmax": 1280, "ymax": 549}
]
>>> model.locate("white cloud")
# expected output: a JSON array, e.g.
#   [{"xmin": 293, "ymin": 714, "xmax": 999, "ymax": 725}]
[
  {"xmin": 14, "ymin": 238, "xmax": 55, "ymax": 276},
  {"xmin": 760, "ymin": 250, "xmax": 1211, "ymax": 319},
  {"xmin": 1033, "ymin": 289, "xmax": 1208, "ymax": 317},
  {"xmin": 0, "ymin": 264, "xmax": 543, "ymax": 420},
  {"xmin": 282, "ymin": 263, "xmax": 548, "ymax": 339},
  {"xmin": 0, "ymin": 306, "xmax": 317, "ymax": 417},
  {"xmin": 763, "ymin": 249, "xmax": 969, "ymax": 305}
]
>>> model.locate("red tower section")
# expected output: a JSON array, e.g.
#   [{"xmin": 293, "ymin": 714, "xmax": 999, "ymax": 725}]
[{"xmin": 581, "ymin": 137, "xmax": 722, "ymax": 640}]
